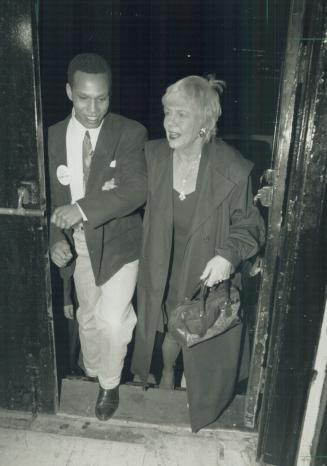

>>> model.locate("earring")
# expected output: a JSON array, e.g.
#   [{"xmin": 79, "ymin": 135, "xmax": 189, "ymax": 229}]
[{"xmin": 199, "ymin": 127, "xmax": 207, "ymax": 138}]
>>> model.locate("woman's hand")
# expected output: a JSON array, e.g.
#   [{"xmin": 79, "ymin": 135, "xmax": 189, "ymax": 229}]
[{"xmin": 200, "ymin": 255, "xmax": 234, "ymax": 287}]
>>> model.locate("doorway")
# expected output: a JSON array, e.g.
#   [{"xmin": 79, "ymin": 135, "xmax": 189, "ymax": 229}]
[{"xmin": 39, "ymin": 0, "xmax": 290, "ymax": 431}]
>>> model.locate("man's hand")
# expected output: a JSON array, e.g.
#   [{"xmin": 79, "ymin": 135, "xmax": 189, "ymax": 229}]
[
  {"xmin": 50, "ymin": 239, "xmax": 73, "ymax": 268},
  {"xmin": 51, "ymin": 204, "xmax": 82, "ymax": 229},
  {"xmin": 64, "ymin": 304, "xmax": 74, "ymax": 319},
  {"xmin": 200, "ymin": 255, "xmax": 234, "ymax": 287}
]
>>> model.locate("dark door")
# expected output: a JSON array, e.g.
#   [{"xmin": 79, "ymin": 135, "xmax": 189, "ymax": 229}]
[
  {"xmin": 0, "ymin": 1, "xmax": 57, "ymax": 413},
  {"xmin": 255, "ymin": 0, "xmax": 327, "ymax": 464}
]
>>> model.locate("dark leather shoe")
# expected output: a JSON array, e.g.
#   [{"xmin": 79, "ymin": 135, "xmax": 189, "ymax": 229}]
[{"xmin": 95, "ymin": 385, "xmax": 119, "ymax": 421}]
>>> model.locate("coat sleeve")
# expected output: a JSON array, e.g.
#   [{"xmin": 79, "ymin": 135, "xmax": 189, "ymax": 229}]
[
  {"xmin": 77, "ymin": 123, "xmax": 147, "ymax": 229},
  {"xmin": 215, "ymin": 175, "xmax": 265, "ymax": 269}
]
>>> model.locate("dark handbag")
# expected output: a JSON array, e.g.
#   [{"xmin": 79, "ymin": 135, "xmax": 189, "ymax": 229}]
[{"xmin": 168, "ymin": 280, "xmax": 241, "ymax": 348}]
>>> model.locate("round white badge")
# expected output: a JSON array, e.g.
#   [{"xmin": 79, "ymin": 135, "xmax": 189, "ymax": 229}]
[{"xmin": 56, "ymin": 165, "xmax": 71, "ymax": 186}]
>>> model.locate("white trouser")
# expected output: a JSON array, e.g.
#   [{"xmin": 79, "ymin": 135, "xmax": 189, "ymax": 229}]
[{"xmin": 73, "ymin": 231, "xmax": 138, "ymax": 389}]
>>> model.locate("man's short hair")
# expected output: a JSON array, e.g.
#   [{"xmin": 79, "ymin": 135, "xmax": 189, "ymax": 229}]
[{"xmin": 67, "ymin": 53, "xmax": 112, "ymax": 88}]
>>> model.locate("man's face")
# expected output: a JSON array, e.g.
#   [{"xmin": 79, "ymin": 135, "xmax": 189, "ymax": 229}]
[{"xmin": 66, "ymin": 71, "xmax": 110, "ymax": 128}]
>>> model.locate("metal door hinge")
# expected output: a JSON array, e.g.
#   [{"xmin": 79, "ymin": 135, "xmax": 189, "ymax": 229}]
[
  {"xmin": 262, "ymin": 169, "xmax": 275, "ymax": 185},
  {"xmin": 18, "ymin": 181, "xmax": 39, "ymax": 207},
  {"xmin": 254, "ymin": 169, "xmax": 276, "ymax": 207},
  {"xmin": 254, "ymin": 186, "xmax": 274, "ymax": 207}
]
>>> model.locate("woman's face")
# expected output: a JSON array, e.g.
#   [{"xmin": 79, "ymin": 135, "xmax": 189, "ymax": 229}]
[{"xmin": 163, "ymin": 91, "xmax": 204, "ymax": 153}]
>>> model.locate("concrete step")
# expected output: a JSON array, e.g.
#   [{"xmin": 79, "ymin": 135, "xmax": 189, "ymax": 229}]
[
  {"xmin": 59, "ymin": 378, "xmax": 246, "ymax": 430},
  {"xmin": 0, "ymin": 409, "xmax": 258, "ymax": 466}
]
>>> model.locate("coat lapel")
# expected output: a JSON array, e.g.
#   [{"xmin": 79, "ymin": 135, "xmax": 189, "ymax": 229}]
[
  {"xmin": 148, "ymin": 142, "xmax": 174, "ymax": 288},
  {"xmin": 187, "ymin": 141, "xmax": 235, "ymax": 239},
  {"xmin": 151, "ymin": 143, "xmax": 174, "ymax": 243},
  {"xmin": 152, "ymin": 147, "xmax": 173, "ymax": 214}
]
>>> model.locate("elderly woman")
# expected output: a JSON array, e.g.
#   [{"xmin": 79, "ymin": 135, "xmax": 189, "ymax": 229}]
[{"xmin": 131, "ymin": 75, "xmax": 265, "ymax": 432}]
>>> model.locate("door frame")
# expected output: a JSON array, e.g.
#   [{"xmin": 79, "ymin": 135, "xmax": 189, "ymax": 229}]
[{"xmin": 255, "ymin": 0, "xmax": 327, "ymax": 463}]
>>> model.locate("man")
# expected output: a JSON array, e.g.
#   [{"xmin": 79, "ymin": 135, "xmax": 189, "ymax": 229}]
[{"xmin": 48, "ymin": 53, "xmax": 147, "ymax": 421}]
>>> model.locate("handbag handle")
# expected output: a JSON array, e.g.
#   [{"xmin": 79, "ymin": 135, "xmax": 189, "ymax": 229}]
[{"xmin": 198, "ymin": 280, "xmax": 230, "ymax": 318}]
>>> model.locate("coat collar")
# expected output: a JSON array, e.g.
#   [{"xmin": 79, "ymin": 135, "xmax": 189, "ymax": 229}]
[
  {"xmin": 187, "ymin": 141, "xmax": 235, "ymax": 238},
  {"xmin": 150, "ymin": 139, "xmax": 236, "ymax": 239}
]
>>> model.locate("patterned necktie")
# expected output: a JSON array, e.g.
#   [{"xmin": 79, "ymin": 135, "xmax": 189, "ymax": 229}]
[{"xmin": 82, "ymin": 130, "xmax": 93, "ymax": 190}]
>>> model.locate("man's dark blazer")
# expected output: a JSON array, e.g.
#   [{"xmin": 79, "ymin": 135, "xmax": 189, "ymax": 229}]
[{"xmin": 48, "ymin": 112, "xmax": 147, "ymax": 289}]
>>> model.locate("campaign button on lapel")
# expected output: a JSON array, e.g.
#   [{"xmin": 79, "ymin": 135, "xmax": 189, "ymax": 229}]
[{"xmin": 56, "ymin": 164, "xmax": 71, "ymax": 186}]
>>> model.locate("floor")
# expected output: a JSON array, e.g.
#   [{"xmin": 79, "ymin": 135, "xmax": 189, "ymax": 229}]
[{"xmin": 0, "ymin": 379, "xmax": 259, "ymax": 466}]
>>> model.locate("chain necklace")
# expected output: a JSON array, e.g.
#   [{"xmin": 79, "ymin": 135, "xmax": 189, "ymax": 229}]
[{"xmin": 174, "ymin": 152, "xmax": 201, "ymax": 200}]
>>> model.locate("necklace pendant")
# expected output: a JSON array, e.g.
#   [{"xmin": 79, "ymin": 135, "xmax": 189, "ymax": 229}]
[{"xmin": 179, "ymin": 192, "xmax": 186, "ymax": 201}]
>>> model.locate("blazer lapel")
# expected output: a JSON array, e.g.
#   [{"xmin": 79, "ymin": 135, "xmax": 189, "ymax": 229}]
[
  {"xmin": 54, "ymin": 117, "xmax": 71, "ymax": 205},
  {"xmin": 187, "ymin": 141, "xmax": 235, "ymax": 239},
  {"xmin": 85, "ymin": 114, "xmax": 115, "ymax": 194}
]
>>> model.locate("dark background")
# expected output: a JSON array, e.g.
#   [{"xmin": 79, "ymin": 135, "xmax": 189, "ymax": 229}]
[{"xmin": 40, "ymin": 0, "xmax": 291, "ymax": 139}]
